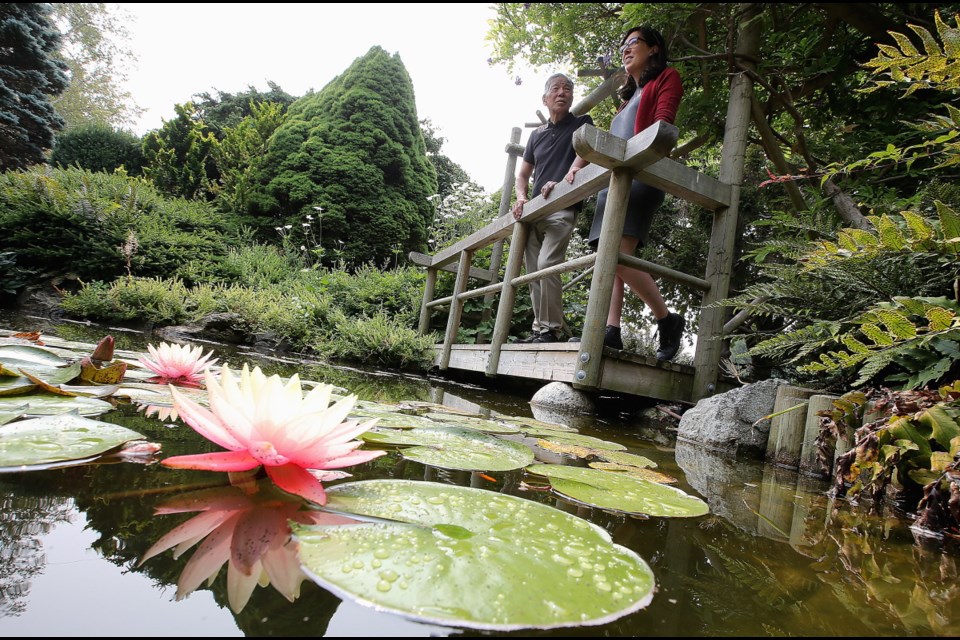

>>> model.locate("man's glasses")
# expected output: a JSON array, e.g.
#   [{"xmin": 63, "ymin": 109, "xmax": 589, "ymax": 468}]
[{"xmin": 619, "ymin": 36, "xmax": 647, "ymax": 55}]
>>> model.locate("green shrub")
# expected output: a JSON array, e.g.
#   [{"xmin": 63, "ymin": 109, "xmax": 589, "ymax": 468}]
[
  {"xmin": 0, "ymin": 166, "xmax": 233, "ymax": 283},
  {"xmin": 313, "ymin": 263, "xmax": 425, "ymax": 326},
  {"xmin": 0, "ymin": 251, "xmax": 33, "ymax": 298},
  {"xmin": 60, "ymin": 277, "xmax": 189, "ymax": 324},
  {"xmin": 318, "ymin": 311, "xmax": 437, "ymax": 371},
  {"xmin": 51, "ymin": 123, "xmax": 144, "ymax": 176}
]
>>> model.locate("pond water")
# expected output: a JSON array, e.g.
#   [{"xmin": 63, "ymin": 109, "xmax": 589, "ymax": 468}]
[{"xmin": 0, "ymin": 310, "xmax": 958, "ymax": 637}]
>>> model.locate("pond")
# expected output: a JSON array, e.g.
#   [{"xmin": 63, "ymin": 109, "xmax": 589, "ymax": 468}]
[{"xmin": 0, "ymin": 310, "xmax": 958, "ymax": 637}]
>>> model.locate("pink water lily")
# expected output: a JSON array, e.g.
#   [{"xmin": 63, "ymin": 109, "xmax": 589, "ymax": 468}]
[
  {"xmin": 139, "ymin": 480, "xmax": 357, "ymax": 613},
  {"xmin": 138, "ymin": 342, "xmax": 218, "ymax": 387},
  {"xmin": 161, "ymin": 363, "xmax": 385, "ymax": 505}
]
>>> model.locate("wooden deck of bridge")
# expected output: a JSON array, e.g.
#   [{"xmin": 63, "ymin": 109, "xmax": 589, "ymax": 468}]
[{"xmin": 432, "ymin": 342, "xmax": 735, "ymax": 405}]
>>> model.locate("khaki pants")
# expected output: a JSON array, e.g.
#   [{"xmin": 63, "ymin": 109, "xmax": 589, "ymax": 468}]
[{"xmin": 524, "ymin": 208, "xmax": 575, "ymax": 334}]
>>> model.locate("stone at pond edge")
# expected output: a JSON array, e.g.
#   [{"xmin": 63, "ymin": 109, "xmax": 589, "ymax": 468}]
[
  {"xmin": 530, "ymin": 381, "xmax": 595, "ymax": 423},
  {"xmin": 677, "ymin": 378, "xmax": 788, "ymax": 459}
]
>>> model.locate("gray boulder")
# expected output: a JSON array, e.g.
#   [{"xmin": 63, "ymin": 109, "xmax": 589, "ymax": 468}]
[{"xmin": 677, "ymin": 378, "xmax": 788, "ymax": 458}]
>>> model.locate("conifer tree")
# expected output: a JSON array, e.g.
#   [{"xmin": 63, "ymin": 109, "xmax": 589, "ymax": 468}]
[
  {"xmin": 250, "ymin": 46, "xmax": 438, "ymax": 267},
  {"xmin": 0, "ymin": 3, "xmax": 69, "ymax": 171}
]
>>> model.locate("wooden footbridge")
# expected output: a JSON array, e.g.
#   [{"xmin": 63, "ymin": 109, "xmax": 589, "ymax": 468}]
[{"xmin": 411, "ymin": 52, "xmax": 758, "ymax": 405}]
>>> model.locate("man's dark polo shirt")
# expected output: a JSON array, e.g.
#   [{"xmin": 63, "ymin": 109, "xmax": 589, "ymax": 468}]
[{"xmin": 523, "ymin": 112, "xmax": 594, "ymax": 205}]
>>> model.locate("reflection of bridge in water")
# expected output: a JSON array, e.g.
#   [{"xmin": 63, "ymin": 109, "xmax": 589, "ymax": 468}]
[{"xmin": 412, "ymin": 72, "xmax": 747, "ymax": 405}]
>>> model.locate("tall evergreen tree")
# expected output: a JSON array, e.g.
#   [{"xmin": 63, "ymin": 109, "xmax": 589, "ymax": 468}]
[
  {"xmin": 0, "ymin": 3, "xmax": 69, "ymax": 171},
  {"xmin": 249, "ymin": 46, "xmax": 438, "ymax": 267}
]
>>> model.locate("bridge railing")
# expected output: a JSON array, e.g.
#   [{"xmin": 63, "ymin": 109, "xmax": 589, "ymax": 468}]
[{"xmin": 410, "ymin": 120, "xmax": 733, "ymax": 400}]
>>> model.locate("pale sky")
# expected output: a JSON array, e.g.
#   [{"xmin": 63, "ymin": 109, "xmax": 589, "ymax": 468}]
[{"xmin": 118, "ymin": 3, "xmax": 593, "ymax": 194}]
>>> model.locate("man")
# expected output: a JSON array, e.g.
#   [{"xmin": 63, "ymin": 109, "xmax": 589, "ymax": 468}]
[{"xmin": 512, "ymin": 73, "xmax": 593, "ymax": 343}]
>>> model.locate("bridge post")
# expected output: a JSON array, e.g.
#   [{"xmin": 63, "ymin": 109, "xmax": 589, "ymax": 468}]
[
  {"xmin": 486, "ymin": 222, "xmax": 529, "ymax": 377},
  {"xmin": 439, "ymin": 249, "xmax": 474, "ymax": 370},
  {"xmin": 692, "ymin": 2, "xmax": 760, "ymax": 401},
  {"xmin": 573, "ymin": 167, "xmax": 633, "ymax": 390},
  {"xmin": 478, "ymin": 127, "xmax": 523, "ymax": 344}
]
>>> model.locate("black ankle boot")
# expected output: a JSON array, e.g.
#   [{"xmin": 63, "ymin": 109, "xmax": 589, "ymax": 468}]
[{"xmin": 603, "ymin": 325, "xmax": 623, "ymax": 350}]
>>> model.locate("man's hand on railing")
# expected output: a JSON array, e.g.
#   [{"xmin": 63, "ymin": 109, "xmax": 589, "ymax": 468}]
[
  {"xmin": 564, "ymin": 166, "xmax": 582, "ymax": 184},
  {"xmin": 511, "ymin": 197, "xmax": 527, "ymax": 221},
  {"xmin": 541, "ymin": 181, "xmax": 558, "ymax": 198}
]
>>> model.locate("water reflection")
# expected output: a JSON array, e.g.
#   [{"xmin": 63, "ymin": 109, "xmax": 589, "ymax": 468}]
[
  {"xmin": 2, "ymin": 314, "xmax": 960, "ymax": 636},
  {"xmin": 0, "ymin": 491, "xmax": 73, "ymax": 617},
  {"xmin": 139, "ymin": 474, "xmax": 358, "ymax": 615}
]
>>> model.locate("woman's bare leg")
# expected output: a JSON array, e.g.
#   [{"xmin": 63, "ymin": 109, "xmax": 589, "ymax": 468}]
[{"xmin": 613, "ymin": 236, "xmax": 668, "ymax": 322}]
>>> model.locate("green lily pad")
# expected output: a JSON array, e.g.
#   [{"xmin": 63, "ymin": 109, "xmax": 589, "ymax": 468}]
[
  {"xmin": 595, "ymin": 450, "xmax": 658, "ymax": 468},
  {"xmin": 0, "ymin": 344, "xmax": 69, "ymax": 368},
  {"xmin": 294, "ymin": 479, "xmax": 655, "ymax": 631},
  {"xmin": 534, "ymin": 432, "xmax": 627, "ymax": 451},
  {"xmin": 0, "ymin": 412, "xmax": 145, "ymax": 469},
  {"xmin": 498, "ymin": 415, "xmax": 578, "ymax": 433},
  {"xmin": 18, "ymin": 360, "xmax": 83, "ymax": 391},
  {"xmin": 350, "ymin": 407, "xmax": 442, "ymax": 430},
  {"xmin": 422, "ymin": 412, "xmax": 521, "ymax": 434},
  {"xmin": 0, "ymin": 393, "xmax": 115, "ymax": 417},
  {"xmin": 0, "ymin": 403, "xmax": 27, "ymax": 426},
  {"xmin": 526, "ymin": 464, "xmax": 708, "ymax": 518},
  {"xmin": 0, "ymin": 376, "xmax": 37, "ymax": 397},
  {"xmin": 362, "ymin": 426, "xmax": 534, "ymax": 471}
]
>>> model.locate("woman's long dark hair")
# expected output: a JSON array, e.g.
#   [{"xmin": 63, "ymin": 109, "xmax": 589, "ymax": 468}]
[{"xmin": 617, "ymin": 25, "xmax": 669, "ymax": 102}]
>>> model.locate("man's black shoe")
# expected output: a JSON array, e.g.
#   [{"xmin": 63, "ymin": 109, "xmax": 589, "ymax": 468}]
[
  {"xmin": 656, "ymin": 312, "xmax": 685, "ymax": 361},
  {"xmin": 604, "ymin": 325, "xmax": 623, "ymax": 350},
  {"xmin": 517, "ymin": 333, "xmax": 538, "ymax": 343},
  {"xmin": 532, "ymin": 331, "xmax": 559, "ymax": 343}
]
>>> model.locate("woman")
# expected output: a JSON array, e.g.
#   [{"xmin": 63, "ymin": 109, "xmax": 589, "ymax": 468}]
[{"xmin": 566, "ymin": 25, "xmax": 685, "ymax": 361}]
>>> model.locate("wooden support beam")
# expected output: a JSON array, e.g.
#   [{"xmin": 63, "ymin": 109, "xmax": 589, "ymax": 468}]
[
  {"xmin": 634, "ymin": 158, "xmax": 731, "ymax": 211},
  {"xmin": 574, "ymin": 167, "xmax": 633, "ymax": 390},
  {"xmin": 408, "ymin": 252, "xmax": 493, "ymax": 281},
  {"xmin": 417, "ymin": 267, "xmax": 437, "ymax": 334},
  {"xmin": 439, "ymin": 250, "xmax": 474, "ymax": 370},
  {"xmin": 487, "ymin": 223, "xmax": 529, "ymax": 377},
  {"xmin": 617, "ymin": 254, "xmax": 710, "ymax": 291}
]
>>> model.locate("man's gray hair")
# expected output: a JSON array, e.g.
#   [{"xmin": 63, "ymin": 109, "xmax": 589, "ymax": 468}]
[{"xmin": 543, "ymin": 73, "xmax": 574, "ymax": 94}]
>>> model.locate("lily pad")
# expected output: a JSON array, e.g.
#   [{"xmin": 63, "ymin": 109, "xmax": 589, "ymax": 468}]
[
  {"xmin": 498, "ymin": 415, "xmax": 578, "ymax": 433},
  {"xmin": 361, "ymin": 426, "xmax": 534, "ymax": 471},
  {"xmin": 0, "ymin": 403, "xmax": 27, "ymax": 426},
  {"xmin": 0, "ymin": 344, "xmax": 69, "ymax": 368},
  {"xmin": 594, "ymin": 450, "xmax": 657, "ymax": 469},
  {"xmin": 18, "ymin": 361, "xmax": 83, "ymax": 393},
  {"xmin": 534, "ymin": 431, "xmax": 627, "ymax": 451},
  {"xmin": 0, "ymin": 393, "xmax": 115, "ymax": 417},
  {"xmin": 526, "ymin": 464, "xmax": 708, "ymax": 518},
  {"xmin": 350, "ymin": 408, "xmax": 442, "ymax": 430},
  {"xmin": 294, "ymin": 479, "xmax": 655, "ymax": 631},
  {"xmin": 422, "ymin": 412, "xmax": 521, "ymax": 434},
  {"xmin": 588, "ymin": 462, "xmax": 677, "ymax": 484},
  {"xmin": 535, "ymin": 440, "xmax": 596, "ymax": 459},
  {"xmin": 0, "ymin": 412, "xmax": 145, "ymax": 469},
  {"xmin": 0, "ymin": 376, "xmax": 37, "ymax": 397}
]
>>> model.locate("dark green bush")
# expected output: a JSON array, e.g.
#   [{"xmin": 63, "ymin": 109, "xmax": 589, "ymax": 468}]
[
  {"xmin": 0, "ymin": 166, "xmax": 233, "ymax": 283},
  {"xmin": 51, "ymin": 123, "xmax": 144, "ymax": 176}
]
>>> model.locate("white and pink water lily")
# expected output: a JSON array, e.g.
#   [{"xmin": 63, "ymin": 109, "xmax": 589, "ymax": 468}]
[
  {"xmin": 139, "ymin": 342, "xmax": 218, "ymax": 387},
  {"xmin": 161, "ymin": 364, "xmax": 384, "ymax": 505}
]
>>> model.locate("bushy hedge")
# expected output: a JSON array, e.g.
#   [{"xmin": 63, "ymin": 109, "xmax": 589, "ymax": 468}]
[{"xmin": 0, "ymin": 166, "xmax": 234, "ymax": 283}]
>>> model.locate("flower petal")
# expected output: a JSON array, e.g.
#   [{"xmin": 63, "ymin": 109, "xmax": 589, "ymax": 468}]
[
  {"xmin": 139, "ymin": 510, "xmax": 237, "ymax": 566},
  {"xmin": 313, "ymin": 448, "xmax": 386, "ymax": 469},
  {"xmin": 177, "ymin": 511, "xmax": 241, "ymax": 598},
  {"xmin": 170, "ymin": 385, "xmax": 246, "ymax": 451},
  {"xmin": 231, "ymin": 506, "xmax": 287, "ymax": 576},
  {"xmin": 162, "ymin": 451, "xmax": 261, "ymax": 472},
  {"xmin": 265, "ymin": 464, "xmax": 329, "ymax": 505}
]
